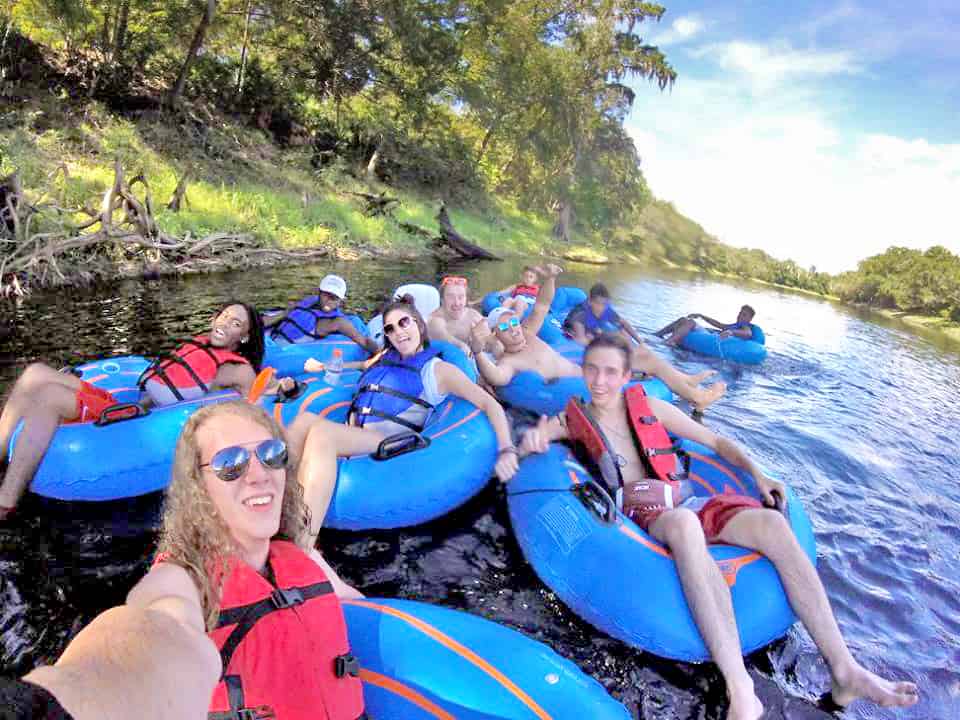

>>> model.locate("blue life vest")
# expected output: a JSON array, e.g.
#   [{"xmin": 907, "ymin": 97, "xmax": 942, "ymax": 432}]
[
  {"xmin": 349, "ymin": 346, "xmax": 442, "ymax": 433},
  {"xmin": 271, "ymin": 296, "xmax": 344, "ymax": 342},
  {"xmin": 569, "ymin": 301, "xmax": 620, "ymax": 335}
]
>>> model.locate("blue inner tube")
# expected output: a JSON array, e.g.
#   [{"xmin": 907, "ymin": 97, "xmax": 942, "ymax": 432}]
[
  {"xmin": 264, "ymin": 314, "xmax": 371, "ymax": 376},
  {"xmin": 18, "ymin": 341, "xmax": 493, "ymax": 522},
  {"xmin": 17, "ymin": 377, "xmax": 356, "ymax": 502},
  {"xmin": 498, "ymin": 372, "xmax": 672, "ymax": 417},
  {"xmin": 507, "ymin": 443, "xmax": 816, "ymax": 661},
  {"xmin": 324, "ymin": 340, "xmax": 496, "ymax": 530},
  {"xmin": 680, "ymin": 325, "xmax": 767, "ymax": 365},
  {"xmin": 344, "ymin": 598, "xmax": 630, "ymax": 719}
]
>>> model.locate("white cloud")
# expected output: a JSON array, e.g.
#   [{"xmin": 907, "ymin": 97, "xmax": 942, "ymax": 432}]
[
  {"xmin": 627, "ymin": 70, "xmax": 960, "ymax": 273},
  {"xmin": 692, "ymin": 41, "xmax": 863, "ymax": 92},
  {"xmin": 647, "ymin": 14, "xmax": 705, "ymax": 47}
]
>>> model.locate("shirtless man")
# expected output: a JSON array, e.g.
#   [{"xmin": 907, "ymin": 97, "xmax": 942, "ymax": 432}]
[
  {"xmin": 470, "ymin": 266, "xmax": 726, "ymax": 410},
  {"xmin": 427, "ymin": 276, "xmax": 485, "ymax": 357},
  {"xmin": 657, "ymin": 305, "xmax": 757, "ymax": 346},
  {"xmin": 518, "ymin": 334, "xmax": 919, "ymax": 720}
]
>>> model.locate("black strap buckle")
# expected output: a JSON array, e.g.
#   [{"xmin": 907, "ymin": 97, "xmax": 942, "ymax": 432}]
[
  {"xmin": 334, "ymin": 653, "xmax": 360, "ymax": 678},
  {"xmin": 638, "ymin": 415, "xmax": 657, "ymax": 425},
  {"xmin": 270, "ymin": 588, "xmax": 304, "ymax": 609}
]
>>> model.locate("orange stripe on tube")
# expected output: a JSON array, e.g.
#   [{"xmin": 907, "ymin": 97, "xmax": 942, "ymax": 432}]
[
  {"xmin": 427, "ymin": 408, "xmax": 481, "ymax": 440},
  {"xmin": 617, "ymin": 522, "xmax": 672, "ymax": 558},
  {"xmin": 344, "ymin": 599, "xmax": 553, "ymax": 720},
  {"xmin": 686, "ymin": 451, "xmax": 748, "ymax": 494},
  {"xmin": 358, "ymin": 669, "xmax": 454, "ymax": 720},
  {"xmin": 715, "ymin": 552, "xmax": 763, "ymax": 587},
  {"xmin": 318, "ymin": 400, "xmax": 351, "ymax": 419}
]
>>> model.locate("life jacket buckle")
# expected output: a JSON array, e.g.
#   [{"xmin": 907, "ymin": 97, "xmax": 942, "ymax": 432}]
[
  {"xmin": 334, "ymin": 653, "xmax": 361, "ymax": 678},
  {"xmin": 639, "ymin": 415, "xmax": 657, "ymax": 425},
  {"xmin": 270, "ymin": 587, "xmax": 304, "ymax": 610}
]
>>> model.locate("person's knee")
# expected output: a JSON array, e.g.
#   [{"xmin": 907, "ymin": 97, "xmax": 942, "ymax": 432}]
[
  {"xmin": 747, "ymin": 509, "xmax": 795, "ymax": 554},
  {"xmin": 18, "ymin": 362, "xmax": 54, "ymax": 389},
  {"xmin": 661, "ymin": 508, "xmax": 706, "ymax": 548}
]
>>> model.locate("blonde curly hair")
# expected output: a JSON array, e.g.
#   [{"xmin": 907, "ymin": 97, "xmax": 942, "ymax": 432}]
[{"xmin": 156, "ymin": 401, "xmax": 312, "ymax": 630}]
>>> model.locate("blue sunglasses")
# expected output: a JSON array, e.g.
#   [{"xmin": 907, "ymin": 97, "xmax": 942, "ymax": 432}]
[
  {"xmin": 199, "ymin": 438, "xmax": 288, "ymax": 482},
  {"xmin": 497, "ymin": 317, "xmax": 521, "ymax": 332}
]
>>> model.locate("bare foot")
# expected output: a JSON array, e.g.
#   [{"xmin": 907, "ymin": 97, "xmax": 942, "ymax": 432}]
[
  {"xmin": 726, "ymin": 690, "xmax": 763, "ymax": 720},
  {"xmin": 693, "ymin": 381, "xmax": 727, "ymax": 410},
  {"xmin": 831, "ymin": 664, "xmax": 919, "ymax": 708},
  {"xmin": 691, "ymin": 369, "xmax": 718, "ymax": 384}
]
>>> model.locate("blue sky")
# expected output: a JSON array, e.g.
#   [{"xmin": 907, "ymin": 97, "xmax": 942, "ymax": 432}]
[{"xmin": 624, "ymin": 1, "xmax": 960, "ymax": 273}]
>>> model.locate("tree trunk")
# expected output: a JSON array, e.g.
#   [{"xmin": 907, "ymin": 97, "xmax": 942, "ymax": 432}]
[
  {"xmin": 234, "ymin": 0, "xmax": 252, "ymax": 96},
  {"xmin": 168, "ymin": 0, "xmax": 217, "ymax": 108},
  {"xmin": 113, "ymin": 0, "xmax": 130, "ymax": 64},
  {"xmin": 475, "ymin": 123, "xmax": 496, "ymax": 165},
  {"xmin": 552, "ymin": 199, "xmax": 573, "ymax": 243},
  {"xmin": 365, "ymin": 136, "xmax": 384, "ymax": 178}
]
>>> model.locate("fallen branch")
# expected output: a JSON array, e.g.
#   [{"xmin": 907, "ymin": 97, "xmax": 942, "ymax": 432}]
[
  {"xmin": 0, "ymin": 161, "xmax": 333, "ymax": 298},
  {"xmin": 435, "ymin": 204, "xmax": 500, "ymax": 261}
]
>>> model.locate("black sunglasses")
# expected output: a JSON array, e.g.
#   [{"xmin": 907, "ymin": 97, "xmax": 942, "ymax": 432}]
[
  {"xmin": 199, "ymin": 438, "xmax": 288, "ymax": 482},
  {"xmin": 383, "ymin": 315, "xmax": 414, "ymax": 336}
]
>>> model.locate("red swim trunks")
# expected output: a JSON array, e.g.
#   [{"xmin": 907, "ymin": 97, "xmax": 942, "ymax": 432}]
[
  {"xmin": 68, "ymin": 380, "xmax": 118, "ymax": 424},
  {"xmin": 630, "ymin": 494, "xmax": 763, "ymax": 539}
]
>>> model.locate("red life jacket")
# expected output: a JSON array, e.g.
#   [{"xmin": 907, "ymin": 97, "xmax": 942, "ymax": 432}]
[
  {"xmin": 208, "ymin": 540, "xmax": 364, "ymax": 720},
  {"xmin": 564, "ymin": 384, "xmax": 688, "ymax": 495},
  {"xmin": 512, "ymin": 284, "xmax": 540, "ymax": 299},
  {"xmin": 138, "ymin": 336, "xmax": 248, "ymax": 404}
]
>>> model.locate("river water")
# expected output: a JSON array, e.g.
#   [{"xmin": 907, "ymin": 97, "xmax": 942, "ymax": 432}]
[{"xmin": 1, "ymin": 260, "xmax": 958, "ymax": 719}]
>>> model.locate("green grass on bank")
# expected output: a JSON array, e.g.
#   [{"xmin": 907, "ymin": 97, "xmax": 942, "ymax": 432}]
[{"xmin": 0, "ymin": 96, "xmax": 560, "ymax": 259}]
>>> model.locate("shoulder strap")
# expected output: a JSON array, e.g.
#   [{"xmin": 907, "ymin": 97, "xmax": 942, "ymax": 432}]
[
  {"xmin": 624, "ymin": 385, "xmax": 688, "ymax": 482},
  {"xmin": 564, "ymin": 397, "xmax": 623, "ymax": 492}
]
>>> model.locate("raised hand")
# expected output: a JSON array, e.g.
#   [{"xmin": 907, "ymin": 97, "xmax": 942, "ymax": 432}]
[
  {"xmin": 469, "ymin": 318, "xmax": 492, "ymax": 352},
  {"xmin": 543, "ymin": 263, "xmax": 563, "ymax": 277}
]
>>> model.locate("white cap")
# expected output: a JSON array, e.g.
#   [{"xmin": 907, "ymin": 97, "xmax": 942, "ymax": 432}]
[
  {"xmin": 318, "ymin": 274, "xmax": 347, "ymax": 300},
  {"xmin": 487, "ymin": 306, "xmax": 515, "ymax": 329}
]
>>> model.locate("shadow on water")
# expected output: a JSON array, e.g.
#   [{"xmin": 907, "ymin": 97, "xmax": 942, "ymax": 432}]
[{"xmin": 2, "ymin": 260, "xmax": 958, "ymax": 718}]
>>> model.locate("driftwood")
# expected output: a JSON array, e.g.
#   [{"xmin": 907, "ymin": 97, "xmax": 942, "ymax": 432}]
[
  {"xmin": 0, "ymin": 161, "xmax": 328, "ymax": 298},
  {"xmin": 435, "ymin": 205, "xmax": 500, "ymax": 261},
  {"xmin": 167, "ymin": 174, "xmax": 190, "ymax": 212},
  {"xmin": 347, "ymin": 190, "xmax": 399, "ymax": 217},
  {"xmin": 398, "ymin": 221, "xmax": 433, "ymax": 240}
]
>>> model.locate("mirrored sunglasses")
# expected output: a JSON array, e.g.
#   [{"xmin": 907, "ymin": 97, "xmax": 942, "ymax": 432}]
[
  {"xmin": 383, "ymin": 315, "xmax": 414, "ymax": 336},
  {"xmin": 441, "ymin": 276, "xmax": 468, "ymax": 287},
  {"xmin": 200, "ymin": 438, "xmax": 288, "ymax": 482},
  {"xmin": 497, "ymin": 317, "xmax": 521, "ymax": 332}
]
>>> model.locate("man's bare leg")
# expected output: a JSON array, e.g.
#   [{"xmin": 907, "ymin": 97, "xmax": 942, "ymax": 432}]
[
  {"xmin": 718, "ymin": 509, "xmax": 919, "ymax": 709},
  {"xmin": 650, "ymin": 509, "xmax": 763, "ymax": 720},
  {"xmin": 632, "ymin": 345, "xmax": 726, "ymax": 410}
]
